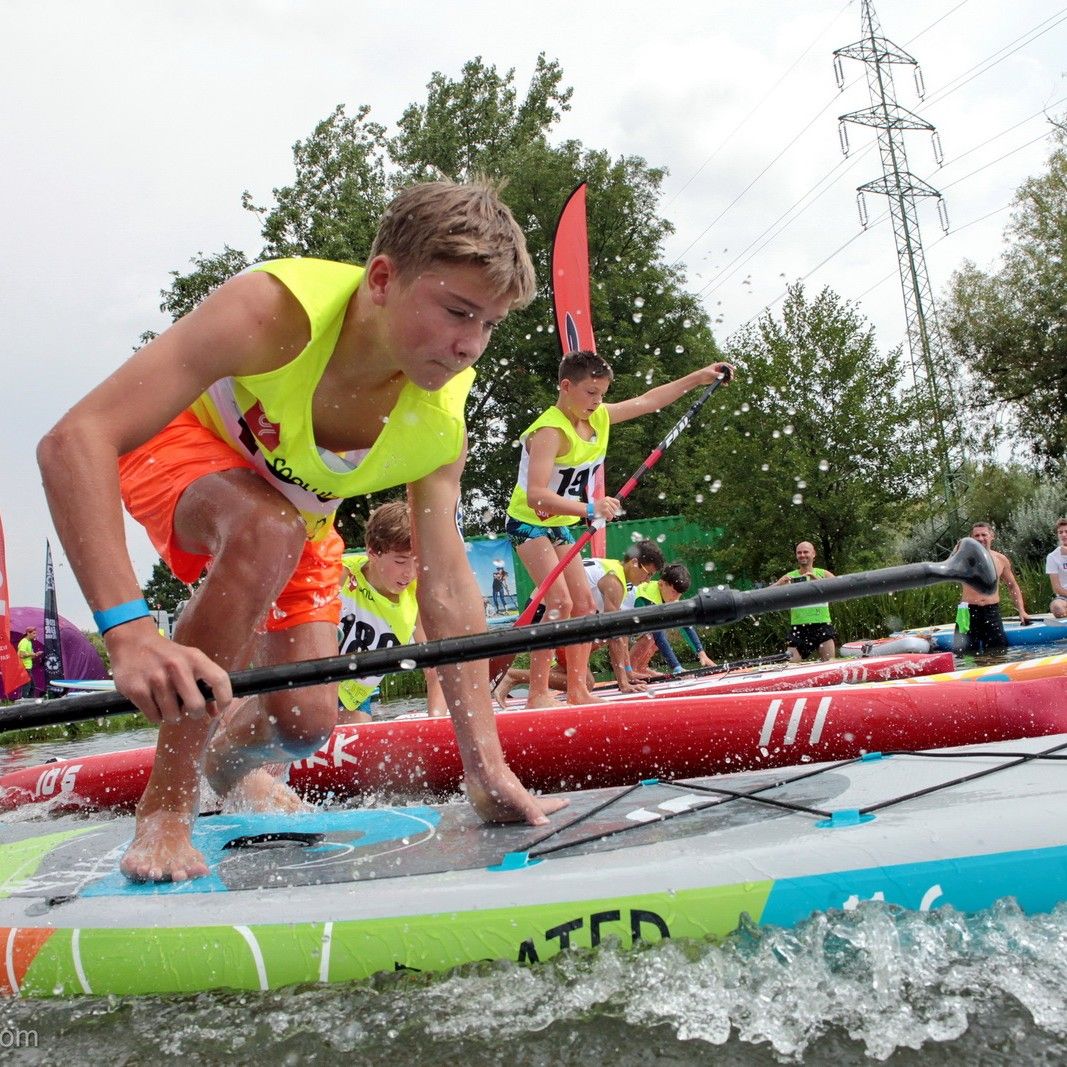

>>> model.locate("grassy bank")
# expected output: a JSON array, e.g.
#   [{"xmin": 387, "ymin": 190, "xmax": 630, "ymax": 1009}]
[{"xmin": 0, "ymin": 713, "xmax": 149, "ymax": 746}]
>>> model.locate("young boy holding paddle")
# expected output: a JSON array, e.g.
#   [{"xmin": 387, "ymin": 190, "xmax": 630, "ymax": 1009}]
[
  {"xmin": 505, "ymin": 350, "xmax": 732, "ymax": 709},
  {"xmin": 38, "ymin": 180, "xmax": 565, "ymax": 883}
]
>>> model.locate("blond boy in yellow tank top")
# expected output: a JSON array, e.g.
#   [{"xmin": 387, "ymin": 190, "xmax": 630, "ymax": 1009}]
[{"xmin": 39, "ymin": 181, "xmax": 566, "ymax": 883}]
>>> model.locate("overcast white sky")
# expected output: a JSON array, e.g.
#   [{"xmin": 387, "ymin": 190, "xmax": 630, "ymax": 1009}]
[{"xmin": 2, "ymin": 0, "xmax": 1063, "ymax": 628}]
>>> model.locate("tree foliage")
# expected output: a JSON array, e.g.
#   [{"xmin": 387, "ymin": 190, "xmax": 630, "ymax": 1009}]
[
  {"xmin": 141, "ymin": 559, "xmax": 193, "ymax": 612},
  {"xmin": 147, "ymin": 55, "xmax": 721, "ymax": 542},
  {"xmin": 942, "ymin": 124, "xmax": 1067, "ymax": 468},
  {"xmin": 672, "ymin": 284, "xmax": 926, "ymax": 582}
]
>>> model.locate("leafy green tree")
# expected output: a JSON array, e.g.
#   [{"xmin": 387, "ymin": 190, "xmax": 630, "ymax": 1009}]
[
  {"xmin": 942, "ymin": 124, "xmax": 1067, "ymax": 467},
  {"xmin": 145, "ymin": 55, "xmax": 722, "ymax": 541},
  {"xmin": 141, "ymin": 559, "xmax": 192, "ymax": 612},
  {"xmin": 674, "ymin": 283, "xmax": 926, "ymax": 582}
]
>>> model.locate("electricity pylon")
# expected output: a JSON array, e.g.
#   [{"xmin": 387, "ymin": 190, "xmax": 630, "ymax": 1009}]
[{"xmin": 834, "ymin": 0, "xmax": 965, "ymax": 522}]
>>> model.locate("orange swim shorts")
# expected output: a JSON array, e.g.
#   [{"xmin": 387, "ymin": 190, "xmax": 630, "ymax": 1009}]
[{"xmin": 119, "ymin": 411, "xmax": 343, "ymax": 631}]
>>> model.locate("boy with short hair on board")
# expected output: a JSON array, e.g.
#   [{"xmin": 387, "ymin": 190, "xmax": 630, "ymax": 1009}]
[
  {"xmin": 505, "ymin": 351, "xmax": 732, "ymax": 710},
  {"xmin": 38, "ymin": 180, "xmax": 566, "ymax": 884},
  {"xmin": 491, "ymin": 539, "xmax": 665, "ymax": 708},
  {"xmin": 627, "ymin": 563, "xmax": 716, "ymax": 676},
  {"xmin": 337, "ymin": 500, "xmax": 446, "ymax": 723}
]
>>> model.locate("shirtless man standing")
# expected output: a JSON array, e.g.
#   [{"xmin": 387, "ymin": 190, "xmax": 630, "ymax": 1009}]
[{"xmin": 954, "ymin": 521, "xmax": 1032, "ymax": 653}]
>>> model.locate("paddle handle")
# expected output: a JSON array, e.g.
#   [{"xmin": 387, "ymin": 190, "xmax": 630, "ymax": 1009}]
[{"xmin": 0, "ymin": 539, "xmax": 994, "ymax": 731}]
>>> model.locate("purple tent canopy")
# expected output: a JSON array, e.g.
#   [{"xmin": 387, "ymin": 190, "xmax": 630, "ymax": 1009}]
[{"xmin": 6, "ymin": 606, "xmax": 108, "ymax": 699}]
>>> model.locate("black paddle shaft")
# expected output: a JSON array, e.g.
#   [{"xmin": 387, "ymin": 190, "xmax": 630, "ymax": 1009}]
[{"xmin": 0, "ymin": 538, "xmax": 995, "ymax": 731}]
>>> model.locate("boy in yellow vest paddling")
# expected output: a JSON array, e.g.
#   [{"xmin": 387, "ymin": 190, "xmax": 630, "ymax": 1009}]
[
  {"xmin": 506, "ymin": 351, "xmax": 733, "ymax": 710},
  {"xmin": 627, "ymin": 563, "xmax": 717, "ymax": 676},
  {"xmin": 38, "ymin": 181, "xmax": 566, "ymax": 883}
]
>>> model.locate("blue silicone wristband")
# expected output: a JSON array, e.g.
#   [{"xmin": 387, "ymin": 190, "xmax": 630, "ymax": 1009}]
[
  {"xmin": 94, "ymin": 598, "xmax": 152, "ymax": 635},
  {"xmin": 586, "ymin": 500, "xmax": 595, "ymax": 520}
]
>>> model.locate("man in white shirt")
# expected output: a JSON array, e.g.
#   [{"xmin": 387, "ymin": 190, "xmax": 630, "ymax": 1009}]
[{"xmin": 1046, "ymin": 517, "xmax": 1067, "ymax": 619}]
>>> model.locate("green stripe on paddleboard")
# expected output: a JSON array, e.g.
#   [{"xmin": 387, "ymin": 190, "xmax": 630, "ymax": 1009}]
[
  {"xmin": 18, "ymin": 881, "xmax": 774, "ymax": 997},
  {"xmin": 0, "ymin": 827, "xmax": 100, "ymax": 900}
]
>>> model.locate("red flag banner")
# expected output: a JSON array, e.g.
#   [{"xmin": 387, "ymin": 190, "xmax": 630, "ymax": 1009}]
[
  {"xmin": 0, "ymin": 514, "xmax": 30, "ymax": 697},
  {"xmin": 551, "ymin": 183, "xmax": 606, "ymax": 556},
  {"xmin": 551, "ymin": 183, "xmax": 596, "ymax": 354}
]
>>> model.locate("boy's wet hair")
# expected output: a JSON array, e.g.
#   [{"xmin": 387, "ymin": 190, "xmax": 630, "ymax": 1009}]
[
  {"xmin": 1057, "ymin": 517, "xmax": 1067, "ymax": 531},
  {"xmin": 369, "ymin": 180, "xmax": 536, "ymax": 308},
  {"xmin": 365, "ymin": 501, "xmax": 412, "ymax": 555},
  {"xmin": 970, "ymin": 521, "xmax": 994, "ymax": 534},
  {"xmin": 624, "ymin": 539, "xmax": 665, "ymax": 572},
  {"xmin": 661, "ymin": 562, "xmax": 691, "ymax": 595},
  {"xmin": 559, "ymin": 350, "xmax": 613, "ymax": 386}
]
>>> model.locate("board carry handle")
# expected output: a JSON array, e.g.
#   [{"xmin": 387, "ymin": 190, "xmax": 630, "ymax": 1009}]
[{"xmin": 0, "ymin": 538, "xmax": 994, "ymax": 731}]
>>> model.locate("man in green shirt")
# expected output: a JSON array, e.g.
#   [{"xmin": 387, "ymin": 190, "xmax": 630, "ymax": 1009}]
[
  {"xmin": 773, "ymin": 542, "xmax": 837, "ymax": 661},
  {"xmin": 16, "ymin": 626, "xmax": 40, "ymax": 698}
]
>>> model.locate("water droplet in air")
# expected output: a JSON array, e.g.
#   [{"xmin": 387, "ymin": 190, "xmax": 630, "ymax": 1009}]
[
  {"xmin": 632, "ymin": 313, "xmax": 643, "ymax": 323},
  {"xmin": 675, "ymin": 345, "xmax": 684, "ymax": 354},
  {"xmin": 399, "ymin": 658, "xmax": 417, "ymax": 670},
  {"xmin": 634, "ymin": 296, "xmax": 645, "ymax": 308},
  {"xmin": 819, "ymin": 459, "xmax": 830, "ymax": 471},
  {"xmin": 783, "ymin": 424, "xmax": 794, "ymax": 435},
  {"xmin": 792, "ymin": 493, "xmax": 804, "ymax": 505}
]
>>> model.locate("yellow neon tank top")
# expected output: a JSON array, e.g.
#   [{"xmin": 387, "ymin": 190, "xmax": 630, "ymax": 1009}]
[
  {"xmin": 188, "ymin": 258, "xmax": 474, "ymax": 540},
  {"xmin": 336, "ymin": 553, "xmax": 420, "ymax": 710},
  {"xmin": 581, "ymin": 557, "xmax": 627, "ymax": 612},
  {"xmin": 506, "ymin": 404, "xmax": 609, "ymax": 526}
]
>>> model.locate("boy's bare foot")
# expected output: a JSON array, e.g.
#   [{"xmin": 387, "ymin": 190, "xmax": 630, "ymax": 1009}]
[
  {"xmin": 120, "ymin": 810, "xmax": 209, "ymax": 883},
  {"xmin": 523, "ymin": 692, "xmax": 564, "ymax": 711},
  {"xmin": 492, "ymin": 679, "xmax": 514, "ymax": 710},
  {"xmin": 567, "ymin": 688, "xmax": 604, "ymax": 706},
  {"xmin": 221, "ymin": 768, "xmax": 312, "ymax": 813}
]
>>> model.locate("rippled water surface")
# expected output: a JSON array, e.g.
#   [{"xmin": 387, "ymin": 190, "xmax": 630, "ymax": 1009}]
[{"xmin": 1, "ymin": 645, "xmax": 1065, "ymax": 1063}]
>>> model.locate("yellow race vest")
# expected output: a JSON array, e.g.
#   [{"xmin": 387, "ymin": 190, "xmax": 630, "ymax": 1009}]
[
  {"xmin": 507, "ymin": 405, "xmax": 609, "ymax": 526},
  {"xmin": 582, "ymin": 557, "xmax": 627, "ymax": 611},
  {"xmin": 189, "ymin": 258, "xmax": 473, "ymax": 540},
  {"xmin": 337, "ymin": 553, "xmax": 419, "ymax": 710}
]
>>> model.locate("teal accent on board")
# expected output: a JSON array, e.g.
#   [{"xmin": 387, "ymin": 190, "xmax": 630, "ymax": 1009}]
[
  {"xmin": 816, "ymin": 810, "xmax": 876, "ymax": 829},
  {"xmin": 976, "ymin": 673, "xmax": 1012, "ymax": 682},
  {"xmin": 488, "ymin": 851, "xmax": 542, "ymax": 872},
  {"xmin": 760, "ymin": 843, "xmax": 1067, "ymax": 926},
  {"xmin": 79, "ymin": 807, "xmax": 441, "ymax": 897}
]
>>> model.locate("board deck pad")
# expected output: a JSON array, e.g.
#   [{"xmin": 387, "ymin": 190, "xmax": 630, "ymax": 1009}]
[{"xmin": 3, "ymin": 768, "xmax": 847, "ymax": 901}]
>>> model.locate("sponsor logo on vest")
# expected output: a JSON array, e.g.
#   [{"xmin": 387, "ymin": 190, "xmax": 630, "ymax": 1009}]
[
  {"xmin": 268, "ymin": 456, "xmax": 338, "ymax": 503},
  {"xmin": 245, "ymin": 401, "xmax": 281, "ymax": 450}
]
